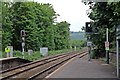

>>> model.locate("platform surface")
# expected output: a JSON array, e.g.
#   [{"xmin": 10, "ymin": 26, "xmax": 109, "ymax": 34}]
[{"xmin": 46, "ymin": 54, "xmax": 118, "ymax": 78}]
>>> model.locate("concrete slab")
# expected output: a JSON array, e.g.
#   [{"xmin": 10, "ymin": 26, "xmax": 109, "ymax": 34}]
[{"xmin": 46, "ymin": 55, "xmax": 117, "ymax": 78}]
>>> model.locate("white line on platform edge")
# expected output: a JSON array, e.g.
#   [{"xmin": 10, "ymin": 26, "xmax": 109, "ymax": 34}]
[
  {"xmin": 45, "ymin": 52, "xmax": 87, "ymax": 78},
  {"xmin": 45, "ymin": 54, "xmax": 77, "ymax": 78}
]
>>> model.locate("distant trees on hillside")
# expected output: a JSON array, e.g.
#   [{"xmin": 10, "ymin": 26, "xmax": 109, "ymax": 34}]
[{"xmin": 70, "ymin": 40, "xmax": 87, "ymax": 49}]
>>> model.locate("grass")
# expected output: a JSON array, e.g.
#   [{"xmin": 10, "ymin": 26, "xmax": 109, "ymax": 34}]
[
  {"xmin": 48, "ymin": 49, "xmax": 72, "ymax": 56},
  {"xmin": 22, "ymin": 49, "xmax": 73, "ymax": 61},
  {"xmin": 2, "ymin": 49, "xmax": 73, "ymax": 61},
  {"xmin": 1, "ymin": 47, "xmax": 87, "ymax": 61}
]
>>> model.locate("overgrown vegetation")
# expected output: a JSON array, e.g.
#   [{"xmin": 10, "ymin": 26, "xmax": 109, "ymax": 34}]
[
  {"xmin": 2, "ymin": 40, "xmax": 86, "ymax": 61},
  {"xmin": 2, "ymin": 1, "xmax": 87, "ymax": 59},
  {"xmin": 2, "ymin": 2, "xmax": 70, "ymax": 52},
  {"xmin": 69, "ymin": 40, "xmax": 87, "ymax": 49},
  {"xmin": 13, "ymin": 47, "xmax": 87, "ymax": 61},
  {"xmin": 2, "ymin": 49, "xmax": 72, "ymax": 61},
  {"xmin": 82, "ymin": 1, "xmax": 120, "ymax": 58}
]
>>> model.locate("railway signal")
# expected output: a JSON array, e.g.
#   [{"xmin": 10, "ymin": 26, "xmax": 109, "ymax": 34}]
[
  {"xmin": 21, "ymin": 30, "xmax": 25, "ymax": 41},
  {"xmin": 85, "ymin": 22, "xmax": 92, "ymax": 33},
  {"xmin": 85, "ymin": 22, "xmax": 99, "ymax": 62},
  {"xmin": 21, "ymin": 30, "xmax": 25, "ymax": 59},
  {"xmin": 85, "ymin": 22, "xmax": 99, "ymax": 34}
]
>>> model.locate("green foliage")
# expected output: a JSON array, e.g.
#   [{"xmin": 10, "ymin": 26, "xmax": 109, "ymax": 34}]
[
  {"xmin": 54, "ymin": 21, "xmax": 70, "ymax": 50},
  {"xmin": 13, "ymin": 50, "xmax": 21, "ymax": 58},
  {"xmin": 82, "ymin": 1, "xmax": 120, "ymax": 57},
  {"xmin": 69, "ymin": 40, "xmax": 87, "ymax": 49},
  {"xmin": 25, "ymin": 51, "xmax": 42, "ymax": 61},
  {"xmin": 13, "ymin": 49, "xmax": 73, "ymax": 61},
  {"xmin": 2, "ymin": 2, "xmax": 70, "ymax": 52},
  {"xmin": 91, "ymin": 49, "xmax": 104, "ymax": 59},
  {"xmin": 2, "ymin": 52, "xmax": 6, "ymax": 58},
  {"xmin": 13, "ymin": 47, "xmax": 87, "ymax": 61},
  {"xmin": 12, "ymin": 50, "xmax": 42, "ymax": 61},
  {"xmin": 48, "ymin": 49, "xmax": 72, "ymax": 56},
  {"xmin": 2, "ymin": 2, "xmax": 13, "ymax": 50},
  {"xmin": 91, "ymin": 50, "xmax": 96, "ymax": 59}
]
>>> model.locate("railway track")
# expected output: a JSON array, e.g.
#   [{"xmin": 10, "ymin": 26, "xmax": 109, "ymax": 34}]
[{"xmin": 0, "ymin": 51, "xmax": 87, "ymax": 80}]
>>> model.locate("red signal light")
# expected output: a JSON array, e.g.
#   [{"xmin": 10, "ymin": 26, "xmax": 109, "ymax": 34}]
[{"xmin": 21, "ymin": 30, "xmax": 25, "ymax": 37}]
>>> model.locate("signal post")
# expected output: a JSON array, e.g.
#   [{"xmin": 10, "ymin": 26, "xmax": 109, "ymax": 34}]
[
  {"xmin": 85, "ymin": 22, "xmax": 92, "ymax": 61},
  {"xmin": 116, "ymin": 25, "xmax": 120, "ymax": 78},
  {"xmin": 85, "ymin": 22, "xmax": 99, "ymax": 62},
  {"xmin": 21, "ymin": 30, "xmax": 25, "ymax": 59}
]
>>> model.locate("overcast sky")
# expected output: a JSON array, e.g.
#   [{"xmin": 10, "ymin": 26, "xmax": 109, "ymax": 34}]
[{"xmin": 34, "ymin": 0, "xmax": 90, "ymax": 32}]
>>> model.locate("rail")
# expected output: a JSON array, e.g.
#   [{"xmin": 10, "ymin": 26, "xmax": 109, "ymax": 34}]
[{"xmin": 1, "ymin": 51, "xmax": 87, "ymax": 80}]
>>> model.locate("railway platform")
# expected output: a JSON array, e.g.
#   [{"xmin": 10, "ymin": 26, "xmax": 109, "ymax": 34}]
[
  {"xmin": 0, "ymin": 57, "xmax": 31, "ymax": 71},
  {"xmin": 46, "ymin": 54, "xmax": 119, "ymax": 79}
]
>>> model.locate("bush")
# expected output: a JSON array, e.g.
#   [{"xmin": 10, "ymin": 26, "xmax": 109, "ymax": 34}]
[
  {"xmin": 13, "ymin": 51, "xmax": 42, "ymax": 61},
  {"xmin": 13, "ymin": 50, "xmax": 22, "ymax": 58},
  {"xmin": 3, "ymin": 48, "xmax": 83, "ymax": 61},
  {"xmin": 91, "ymin": 49, "xmax": 106, "ymax": 59},
  {"xmin": 91, "ymin": 50, "xmax": 96, "ymax": 59},
  {"xmin": 2, "ymin": 52, "xmax": 6, "ymax": 58}
]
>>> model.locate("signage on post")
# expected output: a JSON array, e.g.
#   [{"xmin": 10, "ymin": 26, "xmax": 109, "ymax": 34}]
[
  {"xmin": 28, "ymin": 49, "xmax": 33, "ymax": 56},
  {"xmin": 5, "ymin": 47, "xmax": 10, "ymax": 53},
  {"xmin": 87, "ymin": 41, "xmax": 92, "ymax": 47},
  {"xmin": 116, "ymin": 25, "xmax": 120, "ymax": 40},
  {"xmin": 105, "ymin": 41, "xmax": 109, "ymax": 50},
  {"xmin": 8, "ymin": 46, "xmax": 13, "ymax": 57},
  {"xmin": 40, "ymin": 47, "xmax": 48, "ymax": 57},
  {"xmin": 22, "ymin": 42, "xmax": 25, "ymax": 47},
  {"xmin": 5, "ymin": 47, "xmax": 11, "ymax": 57}
]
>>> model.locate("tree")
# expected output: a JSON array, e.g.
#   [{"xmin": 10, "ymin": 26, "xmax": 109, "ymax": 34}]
[
  {"xmin": 9, "ymin": 2, "xmax": 58, "ymax": 51},
  {"xmin": 2, "ymin": 2, "xmax": 70, "ymax": 51},
  {"xmin": 82, "ymin": 1, "xmax": 120, "ymax": 56},
  {"xmin": 55, "ymin": 21, "xmax": 70, "ymax": 50},
  {"xmin": 2, "ymin": 2, "xmax": 13, "ymax": 50}
]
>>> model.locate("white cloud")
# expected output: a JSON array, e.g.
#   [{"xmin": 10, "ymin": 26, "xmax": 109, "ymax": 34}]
[{"xmin": 34, "ymin": 0, "xmax": 90, "ymax": 32}]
